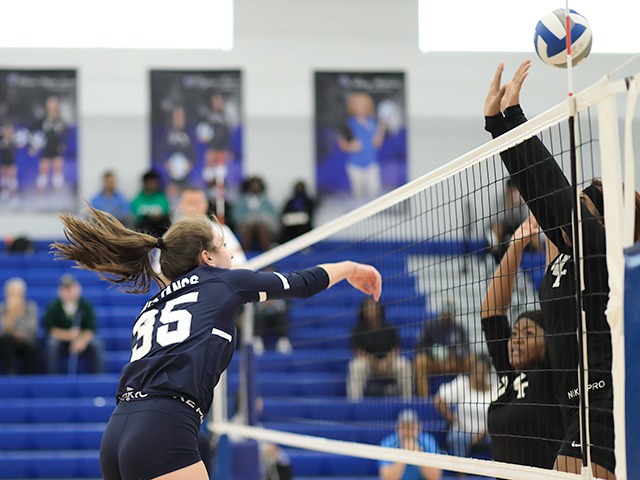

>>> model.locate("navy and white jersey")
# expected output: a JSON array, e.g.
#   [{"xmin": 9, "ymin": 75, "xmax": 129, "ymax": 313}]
[
  {"xmin": 116, "ymin": 265, "xmax": 329, "ymax": 415},
  {"xmin": 485, "ymin": 106, "xmax": 612, "ymax": 416}
]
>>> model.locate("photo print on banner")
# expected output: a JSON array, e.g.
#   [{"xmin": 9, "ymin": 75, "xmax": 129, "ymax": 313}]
[
  {"xmin": 0, "ymin": 70, "xmax": 77, "ymax": 212},
  {"xmin": 315, "ymin": 71, "xmax": 407, "ymax": 216},
  {"xmin": 149, "ymin": 70, "xmax": 243, "ymax": 212}
]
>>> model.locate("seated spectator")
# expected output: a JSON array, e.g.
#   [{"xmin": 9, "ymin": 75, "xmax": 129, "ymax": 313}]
[
  {"xmin": 253, "ymin": 268, "xmax": 292, "ymax": 355},
  {"xmin": 433, "ymin": 354, "xmax": 496, "ymax": 458},
  {"xmin": 232, "ymin": 176, "xmax": 279, "ymax": 252},
  {"xmin": 0, "ymin": 278, "xmax": 38, "ymax": 374},
  {"xmin": 280, "ymin": 180, "xmax": 315, "ymax": 243},
  {"xmin": 414, "ymin": 305, "xmax": 469, "ymax": 398},
  {"xmin": 131, "ymin": 169, "xmax": 171, "ymax": 237},
  {"xmin": 379, "ymin": 409, "xmax": 442, "ymax": 480},
  {"xmin": 347, "ymin": 298, "xmax": 412, "ymax": 400},
  {"xmin": 44, "ymin": 274, "xmax": 104, "ymax": 374},
  {"xmin": 90, "ymin": 170, "xmax": 132, "ymax": 226}
]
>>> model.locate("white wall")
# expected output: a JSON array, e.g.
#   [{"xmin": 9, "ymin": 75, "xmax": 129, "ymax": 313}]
[{"xmin": 0, "ymin": 0, "xmax": 635, "ymax": 238}]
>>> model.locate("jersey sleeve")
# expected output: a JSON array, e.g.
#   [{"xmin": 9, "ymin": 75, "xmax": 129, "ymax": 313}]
[
  {"xmin": 221, "ymin": 266, "xmax": 330, "ymax": 304},
  {"xmin": 481, "ymin": 314, "xmax": 513, "ymax": 374},
  {"xmin": 485, "ymin": 107, "xmax": 569, "ymax": 249}
]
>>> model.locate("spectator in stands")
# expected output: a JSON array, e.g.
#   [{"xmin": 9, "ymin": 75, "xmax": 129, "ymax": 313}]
[
  {"xmin": 433, "ymin": 353, "xmax": 495, "ymax": 458},
  {"xmin": 90, "ymin": 170, "xmax": 132, "ymax": 227},
  {"xmin": 413, "ymin": 304, "xmax": 469, "ymax": 398},
  {"xmin": 232, "ymin": 176, "xmax": 280, "ymax": 252},
  {"xmin": 175, "ymin": 187, "xmax": 246, "ymax": 268},
  {"xmin": 131, "ymin": 169, "xmax": 171, "ymax": 237},
  {"xmin": 0, "ymin": 278, "xmax": 39, "ymax": 374},
  {"xmin": 44, "ymin": 274, "xmax": 104, "ymax": 374},
  {"xmin": 253, "ymin": 266, "xmax": 292, "ymax": 355},
  {"xmin": 379, "ymin": 409, "xmax": 442, "ymax": 480},
  {"xmin": 347, "ymin": 298, "xmax": 412, "ymax": 400},
  {"xmin": 280, "ymin": 180, "xmax": 315, "ymax": 243}
]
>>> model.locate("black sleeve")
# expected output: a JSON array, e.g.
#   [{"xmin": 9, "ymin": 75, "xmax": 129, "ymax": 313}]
[
  {"xmin": 222, "ymin": 267, "xmax": 331, "ymax": 303},
  {"xmin": 485, "ymin": 107, "xmax": 569, "ymax": 249},
  {"xmin": 481, "ymin": 314, "xmax": 513, "ymax": 374}
]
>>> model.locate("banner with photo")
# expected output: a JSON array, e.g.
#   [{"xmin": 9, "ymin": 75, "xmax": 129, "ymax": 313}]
[
  {"xmin": 0, "ymin": 70, "xmax": 78, "ymax": 212},
  {"xmin": 315, "ymin": 71, "xmax": 407, "ymax": 215},
  {"xmin": 150, "ymin": 70, "xmax": 243, "ymax": 206}
]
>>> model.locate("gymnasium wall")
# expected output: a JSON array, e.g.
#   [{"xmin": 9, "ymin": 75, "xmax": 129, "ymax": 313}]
[{"xmin": 0, "ymin": 0, "xmax": 632, "ymax": 238}]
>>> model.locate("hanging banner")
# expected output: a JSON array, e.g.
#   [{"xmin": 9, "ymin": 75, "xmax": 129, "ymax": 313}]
[
  {"xmin": 0, "ymin": 69, "xmax": 77, "ymax": 212},
  {"xmin": 150, "ymin": 70, "xmax": 243, "ymax": 203},
  {"xmin": 315, "ymin": 71, "xmax": 407, "ymax": 214}
]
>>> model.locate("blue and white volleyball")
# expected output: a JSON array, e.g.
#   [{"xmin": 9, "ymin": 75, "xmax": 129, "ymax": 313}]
[
  {"xmin": 13, "ymin": 128, "xmax": 31, "ymax": 148},
  {"xmin": 377, "ymin": 99, "xmax": 403, "ymax": 134},
  {"xmin": 534, "ymin": 9, "xmax": 592, "ymax": 68},
  {"xmin": 29, "ymin": 130, "xmax": 46, "ymax": 151}
]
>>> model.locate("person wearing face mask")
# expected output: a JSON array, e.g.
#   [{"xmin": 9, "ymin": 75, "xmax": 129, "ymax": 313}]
[{"xmin": 480, "ymin": 215, "xmax": 564, "ymax": 469}]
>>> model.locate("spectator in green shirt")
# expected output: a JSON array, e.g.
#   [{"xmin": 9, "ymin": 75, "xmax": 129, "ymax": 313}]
[
  {"xmin": 131, "ymin": 170, "xmax": 171, "ymax": 237},
  {"xmin": 44, "ymin": 274, "xmax": 104, "ymax": 374}
]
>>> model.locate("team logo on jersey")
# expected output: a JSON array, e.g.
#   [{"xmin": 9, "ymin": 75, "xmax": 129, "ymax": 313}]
[{"xmin": 551, "ymin": 254, "xmax": 570, "ymax": 288}]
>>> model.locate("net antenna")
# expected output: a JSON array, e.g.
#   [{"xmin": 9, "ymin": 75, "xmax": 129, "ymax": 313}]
[{"xmin": 564, "ymin": 2, "xmax": 594, "ymax": 478}]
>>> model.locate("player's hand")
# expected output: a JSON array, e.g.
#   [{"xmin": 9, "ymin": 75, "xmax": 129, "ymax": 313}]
[
  {"xmin": 501, "ymin": 60, "xmax": 531, "ymax": 111},
  {"xmin": 484, "ymin": 63, "xmax": 506, "ymax": 117},
  {"xmin": 347, "ymin": 263, "xmax": 382, "ymax": 301}
]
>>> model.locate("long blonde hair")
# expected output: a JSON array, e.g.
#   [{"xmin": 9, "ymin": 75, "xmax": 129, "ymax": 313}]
[{"xmin": 53, "ymin": 205, "xmax": 219, "ymax": 293}]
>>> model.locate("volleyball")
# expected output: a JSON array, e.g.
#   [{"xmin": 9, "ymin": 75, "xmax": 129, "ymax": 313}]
[{"xmin": 534, "ymin": 9, "xmax": 592, "ymax": 68}]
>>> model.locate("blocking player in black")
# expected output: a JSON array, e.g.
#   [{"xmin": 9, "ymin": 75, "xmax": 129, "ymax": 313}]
[
  {"xmin": 53, "ymin": 206, "xmax": 382, "ymax": 480},
  {"xmin": 485, "ymin": 60, "xmax": 640, "ymax": 479},
  {"xmin": 481, "ymin": 214, "xmax": 563, "ymax": 469}
]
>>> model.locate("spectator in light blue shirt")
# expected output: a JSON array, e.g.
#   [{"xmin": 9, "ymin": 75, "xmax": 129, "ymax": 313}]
[
  {"xmin": 379, "ymin": 409, "xmax": 442, "ymax": 480},
  {"xmin": 91, "ymin": 170, "xmax": 132, "ymax": 226}
]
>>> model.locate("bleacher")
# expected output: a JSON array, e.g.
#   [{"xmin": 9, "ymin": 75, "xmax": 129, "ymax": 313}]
[{"xmin": 0, "ymin": 240, "xmax": 511, "ymax": 479}]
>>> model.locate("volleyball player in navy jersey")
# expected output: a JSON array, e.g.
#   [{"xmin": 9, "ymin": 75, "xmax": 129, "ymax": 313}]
[
  {"xmin": 485, "ymin": 60, "xmax": 640, "ymax": 479},
  {"xmin": 53, "ymin": 206, "xmax": 382, "ymax": 480}
]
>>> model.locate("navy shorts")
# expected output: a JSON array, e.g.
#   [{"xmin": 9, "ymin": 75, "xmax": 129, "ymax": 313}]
[{"xmin": 100, "ymin": 397, "xmax": 202, "ymax": 480}]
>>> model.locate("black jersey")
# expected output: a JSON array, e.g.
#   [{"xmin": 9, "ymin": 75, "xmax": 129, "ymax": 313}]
[
  {"xmin": 205, "ymin": 111, "xmax": 230, "ymax": 150},
  {"xmin": 482, "ymin": 315, "xmax": 563, "ymax": 468},
  {"xmin": 0, "ymin": 132, "xmax": 15, "ymax": 166},
  {"xmin": 485, "ymin": 106, "xmax": 613, "ymax": 418},
  {"xmin": 41, "ymin": 116, "xmax": 66, "ymax": 158},
  {"xmin": 116, "ymin": 265, "xmax": 329, "ymax": 416}
]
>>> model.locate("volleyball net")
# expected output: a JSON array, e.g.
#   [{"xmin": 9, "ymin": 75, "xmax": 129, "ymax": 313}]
[{"xmin": 212, "ymin": 72, "xmax": 639, "ymax": 480}]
